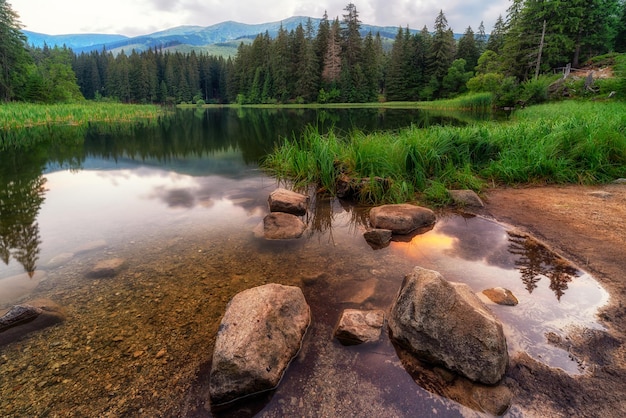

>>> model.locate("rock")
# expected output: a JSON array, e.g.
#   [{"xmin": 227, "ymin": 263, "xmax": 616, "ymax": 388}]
[
  {"xmin": 369, "ymin": 204, "xmax": 436, "ymax": 235},
  {"xmin": 613, "ymin": 178, "xmax": 626, "ymax": 184},
  {"xmin": 209, "ymin": 284, "xmax": 310, "ymax": 405},
  {"xmin": 448, "ymin": 189, "xmax": 484, "ymax": 208},
  {"xmin": 471, "ymin": 384, "xmax": 513, "ymax": 416},
  {"xmin": 342, "ymin": 278, "xmax": 378, "ymax": 304},
  {"xmin": 268, "ymin": 188, "xmax": 308, "ymax": 216},
  {"xmin": 0, "ymin": 299, "xmax": 66, "ymax": 347},
  {"xmin": 86, "ymin": 258, "xmax": 126, "ymax": 278},
  {"xmin": 334, "ymin": 309, "xmax": 385, "ymax": 345},
  {"xmin": 73, "ymin": 239, "xmax": 107, "ymax": 254},
  {"xmin": 0, "ymin": 304, "xmax": 43, "ymax": 331},
  {"xmin": 0, "ymin": 270, "xmax": 46, "ymax": 308},
  {"xmin": 482, "ymin": 287, "xmax": 519, "ymax": 306},
  {"xmin": 388, "ymin": 267, "xmax": 508, "ymax": 385},
  {"xmin": 46, "ymin": 252, "xmax": 74, "ymax": 268},
  {"xmin": 363, "ymin": 229, "xmax": 392, "ymax": 249},
  {"xmin": 263, "ymin": 213, "xmax": 306, "ymax": 239}
]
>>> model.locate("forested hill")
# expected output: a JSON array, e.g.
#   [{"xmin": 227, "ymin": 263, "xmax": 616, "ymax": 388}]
[{"xmin": 23, "ymin": 16, "xmax": 423, "ymax": 56}]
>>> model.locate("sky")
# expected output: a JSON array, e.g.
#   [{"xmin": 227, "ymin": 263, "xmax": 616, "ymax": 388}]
[{"xmin": 10, "ymin": 0, "xmax": 509, "ymax": 37}]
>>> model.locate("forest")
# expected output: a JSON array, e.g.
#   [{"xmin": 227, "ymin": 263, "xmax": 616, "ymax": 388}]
[{"xmin": 2, "ymin": 1, "xmax": 626, "ymax": 106}]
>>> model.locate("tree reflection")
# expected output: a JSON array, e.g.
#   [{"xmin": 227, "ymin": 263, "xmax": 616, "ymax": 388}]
[
  {"xmin": 0, "ymin": 153, "xmax": 46, "ymax": 276},
  {"xmin": 507, "ymin": 231, "xmax": 579, "ymax": 300}
]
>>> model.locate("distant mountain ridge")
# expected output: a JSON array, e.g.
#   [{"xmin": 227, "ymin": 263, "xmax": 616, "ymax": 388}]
[{"xmin": 23, "ymin": 16, "xmax": 424, "ymax": 56}]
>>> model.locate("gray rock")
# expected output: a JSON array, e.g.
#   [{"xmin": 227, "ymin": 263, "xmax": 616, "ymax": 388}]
[
  {"xmin": 263, "ymin": 212, "xmax": 306, "ymax": 239},
  {"xmin": 613, "ymin": 178, "xmax": 626, "ymax": 184},
  {"xmin": 86, "ymin": 258, "xmax": 126, "ymax": 278},
  {"xmin": 389, "ymin": 267, "xmax": 508, "ymax": 385},
  {"xmin": 588, "ymin": 191, "xmax": 612, "ymax": 199},
  {"xmin": 209, "ymin": 284, "xmax": 310, "ymax": 405},
  {"xmin": 448, "ymin": 189, "xmax": 484, "ymax": 208},
  {"xmin": 268, "ymin": 188, "xmax": 308, "ymax": 215},
  {"xmin": 334, "ymin": 309, "xmax": 385, "ymax": 345},
  {"xmin": 363, "ymin": 229, "xmax": 392, "ymax": 249},
  {"xmin": 369, "ymin": 204, "xmax": 436, "ymax": 235},
  {"xmin": 482, "ymin": 287, "xmax": 519, "ymax": 306},
  {"xmin": 0, "ymin": 299, "xmax": 66, "ymax": 346}
]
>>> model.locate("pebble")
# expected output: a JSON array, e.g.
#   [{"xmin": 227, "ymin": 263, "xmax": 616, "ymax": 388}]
[{"xmin": 155, "ymin": 349, "xmax": 167, "ymax": 359}]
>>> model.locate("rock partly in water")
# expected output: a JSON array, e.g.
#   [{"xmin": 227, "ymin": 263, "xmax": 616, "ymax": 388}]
[
  {"xmin": 363, "ymin": 229, "xmax": 392, "ymax": 249},
  {"xmin": 209, "ymin": 283, "xmax": 310, "ymax": 406},
  {"xmin": 263, "ymin": 212, "xmax": 306, "ymax": 240},
  {"xmin": 268, "ymin": 188, "xmax": 308, "ymax": 216},
  {"xmin": 46, "ymin": 252, "xmax": 75, "ymax": 269},
  {"xmin": 448, "ymin": 189, "xmax": 484, "ymax": 208},
  {"xmin": 86, "ymin": 258, "xmax": 127, "ymax": 278},
  {"xmin": 0, "ymin": 299, "xmax": 66, "ymax": 346},
  {"xmin": 388, "ymin": 267, "xmax": 508, "ymax": 385},
  {"xmin": 0, "ymin": 271, "xmax": 46, "ymax": 308},
  {"xmin": 482, "ymin": 287, "xmax": 519, "ymax": 306},
  {"xmin": 369, "ymin": 204, "xmax": 436, "ymax": 235},
  {"xmin": 334, "ymin": 309, "xmax": 385, "ymax": 345}
]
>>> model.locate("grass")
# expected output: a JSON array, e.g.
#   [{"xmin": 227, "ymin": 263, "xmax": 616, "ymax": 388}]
[
  {"xmin": 262, "ymin": 100, "xmax": 626, "ymax": 205},
  {"xmin": 0, "ymin": 102, "xmax": 164, "ymax": 150}
]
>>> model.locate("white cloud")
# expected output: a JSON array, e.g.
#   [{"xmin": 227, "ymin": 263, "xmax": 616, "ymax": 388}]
[{"xmin": 10, "ymin": 0, "xmax": 509, "ymax": 36}]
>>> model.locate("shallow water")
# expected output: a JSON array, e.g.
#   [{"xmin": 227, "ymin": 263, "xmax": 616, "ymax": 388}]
[{"xmin": 0, "ymin": 108, "xmax": 609, "ymax": 416}]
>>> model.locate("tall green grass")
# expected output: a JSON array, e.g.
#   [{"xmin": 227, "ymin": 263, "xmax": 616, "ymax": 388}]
[
  {"xmin": 0, "ymin": 102, "xmax": 164, "ymax": 150},
  {"xmin": 263, "ymin": 101, "xmax": 626, "ymax": 205}
]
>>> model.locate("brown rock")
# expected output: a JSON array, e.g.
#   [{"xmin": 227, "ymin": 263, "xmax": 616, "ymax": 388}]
[
  {"xmin": 209, "ymin": 284, "xmax": 310, "ymax": 405},
  {"xmin": 448, "ymin": 189, "xmax": 484, "ymax": 208},
  {"xmin": 0, "ymin": 299, "xmax": 66, "ymax": 346},
  {"xmin": 363, "ymin": 229, "xmax": 392, "ymax": 249},
  {"xmin": 86, "ymin": 258, "xmax": 126, "ymax": 278},
  {"xmin": 369, "ymin": 204, "xmax": 436, "ymax": 235},
  {"xmin": 389, "ymin": 267, "xmax": 508, "ymax": 385},
  {"xmin": 334, "ymin": 309, "xmax": 385, "ymax": 345},
  {"xmin": 263, "ymin": 212, "xmax": 306, "ymax": 239},
  {"xmin": 268, "ymin": 188, "xmax": 308, "ymax": 215},
  {"xmin": 482, "ymin": 287, "xmax": 519, "ymax": 306}
]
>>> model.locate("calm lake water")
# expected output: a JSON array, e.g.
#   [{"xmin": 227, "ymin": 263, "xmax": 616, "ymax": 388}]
[{"xmin": 0, "ymin": 108, "xmax": 609, "ymax": 417}]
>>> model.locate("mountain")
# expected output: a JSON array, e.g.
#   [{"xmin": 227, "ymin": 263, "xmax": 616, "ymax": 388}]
[{"xmin": 22, "ymin": 16, "xmax": 426, "ymax": 56}]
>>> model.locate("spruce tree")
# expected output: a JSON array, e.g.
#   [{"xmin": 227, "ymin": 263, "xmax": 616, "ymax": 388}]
[{"xmin": 0, "ymin": 0, "xmax": 32, "ymax": 100}]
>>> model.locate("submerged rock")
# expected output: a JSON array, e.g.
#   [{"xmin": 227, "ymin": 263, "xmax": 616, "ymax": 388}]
[
  {"xmin": 0, "ymin": 299, "xmax": 66, "ymax": 346},
  {"xmin": 482, "ymin": 287, "xmax": 519, "ymax": 306},
  {"xmin": 363, "ymin": 228, "xmax": 392, "ymax": 249},
  {"xmin": 263, "ymin": 212, "xmax": 306, "ymax": 239},
  {"xmin": 369, "ymin": 204, "xmax": 436, "ymax": 235},
  {"xmin": 389, "ymin": 267, "xmax": 508, "ymax": 385},
  {"xmin": 209, "ymin": 284, "xmax": 310, "ymax": 406},
  {"xmin": 86, "ymin": 258, "xmax": 126, "ymax": 278},
  {"xmin": 268, "ymin": 188, "xmax": 308, "ymax": 216},
  {"xmin": 334, "ymin": 309, "xmax": 385, "ymax": 345}
]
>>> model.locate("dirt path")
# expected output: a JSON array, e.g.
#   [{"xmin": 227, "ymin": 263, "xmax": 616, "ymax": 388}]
[{"xmin": 481, "ymin": 182, "xmax": 626, "ymax": 417}]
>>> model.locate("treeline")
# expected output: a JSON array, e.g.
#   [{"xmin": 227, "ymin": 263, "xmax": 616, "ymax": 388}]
[{"xmin": 2, "ymin": 1, "xmax": 626, "ymax": 105}]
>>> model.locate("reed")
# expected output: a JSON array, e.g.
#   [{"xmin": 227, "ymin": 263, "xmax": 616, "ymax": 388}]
[{"xmin": 262, "ymin": 101, "xmax": 626, "ymax": 205}]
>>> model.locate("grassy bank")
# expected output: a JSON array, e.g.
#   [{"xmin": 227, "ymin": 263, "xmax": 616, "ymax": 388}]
[
  {"xmin": 263, "ymin": 101, "xmax": 626, "ymax": 205},
  {"xmin": 0, "ymin": 102, "xmax": 162, "ymax": 130},
  {"xmin": 0, "ymin": 102, "xmax": 164, "ymax": 150}
]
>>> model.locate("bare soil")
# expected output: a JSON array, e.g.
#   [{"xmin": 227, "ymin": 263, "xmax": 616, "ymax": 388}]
[{"xmin": 481, "ymin": 183, "xmax": 626, "ymax": 417}]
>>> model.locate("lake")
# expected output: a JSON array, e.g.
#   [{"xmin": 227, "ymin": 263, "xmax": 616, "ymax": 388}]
[{"xmin": 0, "ymin": 107, "xmax": 608, "ymax": 416}]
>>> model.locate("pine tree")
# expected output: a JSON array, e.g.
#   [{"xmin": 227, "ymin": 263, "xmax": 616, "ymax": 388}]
[
  {"xmin": 322, "ymin": 19, "xmax": 342, "ymax": 85},
  {"xmin": 428, "ymin": 10, "xmax": 456, "ymax": 97},
  {"xmin": 486, "ymin": 15, "xmax": 506, "ymax": 54},
  {"xmin": 456, "ymin": 26, "xmax": 479, "ymax": 72},
  {"xmin": 0, "ymin": 0, "xmax": 32, "ymax": 100}
]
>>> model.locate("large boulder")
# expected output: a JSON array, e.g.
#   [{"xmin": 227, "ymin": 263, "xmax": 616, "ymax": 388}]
[
  {"xmin": 209, "ymin": 284, "xmax": 310, "ymax": 406},
  {"xmin": 268, "ymin": 188, "xmax": 308, "ymax": 216},
  {"xmin": 369, "ymin": 204, "xmax": 436, "ymax": 235},
  {"xmin": 263, "ymin": 212, "xmax": 306, "ymax": 239},
  {"xmin": 388, "ymin": 267, "xmax": 508, "ymax": 385}
]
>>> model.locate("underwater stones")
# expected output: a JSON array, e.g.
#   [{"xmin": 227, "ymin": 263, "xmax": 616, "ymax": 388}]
[
  {"xmin": 363, "ymin": 228, "xmax": 392, "ymax": 249},
  {"xmin": 0, "ymin": 271, "xmax": 46, "ymax": 308},
  {"xmin": 73, "ymin": 239, "xmax": 107, "ymax": 254},
  {"xmin": 86, "ymin": 258, "xmax": 126, "ymax": 278},
  {"xmin": 482, "ymin": 287, "xmax": 519, "ymax": 306},
  {"xmin": 334, "ymin": 309, "xmax": 385, "ymax": 345},
  {"xmin": 369, "ymin": 204, "xmax": 436, "ymax": 235},
  {"xmin": 0, "ymin": 299, "xmax": 66, "ymax": 346},
  {"xmin": 268, "ymin": 188, "xmax": 308, "ymax": 216},
  {"xmin": 448, "ymin": 189, "xmax": 484, "ymax": 208},
  {"xmin": 389, "ymin": 267, "xmax": 508, "ymax": 385},
  {"xmin": 209, "ymin": 283, "xmax": 310, "ymax": 406},
  {"xmin": 263, "ymin": 212, "xmax": 306, "ymax": 239}
]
